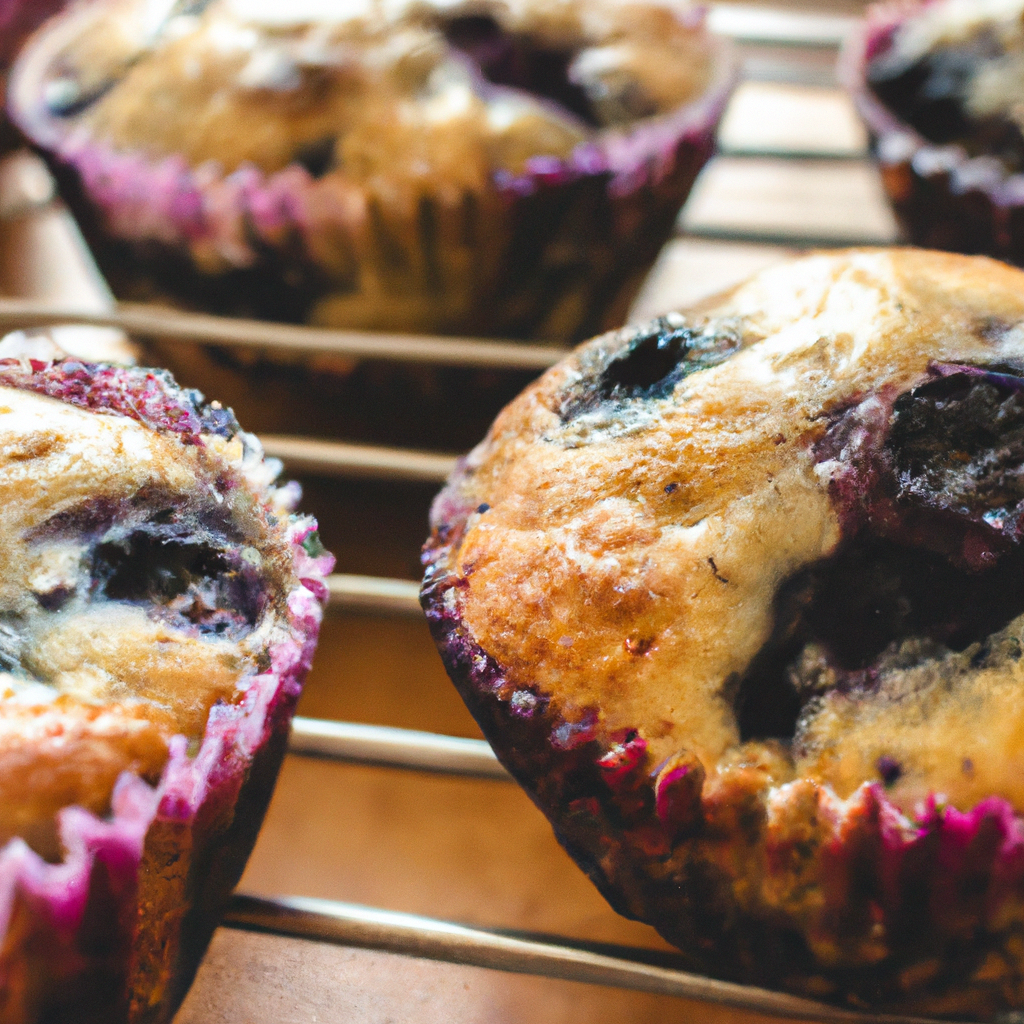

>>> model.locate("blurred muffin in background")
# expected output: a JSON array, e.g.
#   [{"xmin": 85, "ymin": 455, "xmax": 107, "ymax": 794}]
[
  {"xmin": 846, "ymin": 0, "xmax": 1024, "ymax": 262},
  {"xmin": 8, "ymin": 0, "xmax": 734, "ymax": 342}
]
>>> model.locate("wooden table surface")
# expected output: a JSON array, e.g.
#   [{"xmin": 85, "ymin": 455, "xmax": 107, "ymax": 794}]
[{"xmin": 1, "ymin": 4, "xmax": 909, "ymax": 1021}]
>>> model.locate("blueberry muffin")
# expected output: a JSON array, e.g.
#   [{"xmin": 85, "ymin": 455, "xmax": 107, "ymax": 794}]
[
  {"xmin": 0, "ymin": 332, "xmax": 331, "ymax": 1023},
  {"xmin": 7, "ymin": 0, "xmax": 732, "ymax": 342},
  {"xmin": 424, "ymin": 248, "xmax": 1024, "ymax": 1017},
  {"xmin": 847, "ymin": 0, "xmax": 1024, "ymax": 263}
]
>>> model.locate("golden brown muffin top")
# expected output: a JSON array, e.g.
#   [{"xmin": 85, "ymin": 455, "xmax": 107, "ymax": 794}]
[
  {"xmin": 37, "ymin": 0, "xmax": 714, "ymax": 181},
  {"xmin": 431, "ymin": 248, "xmax": 1024, "ymax": 818}
]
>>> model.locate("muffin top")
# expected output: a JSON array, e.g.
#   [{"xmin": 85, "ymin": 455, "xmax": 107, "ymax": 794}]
[
  {"xmin": 32, "ymin": 0, "xmax": 714, "ymax": 186},
  {"xmin": 425, "ymin": 247, "xmax": 1024, "ymax": 822},
  {"xmin": 867, "ymin": 0, "xmax": 1024, "ymax": 171},
  {"xmin": 0, "ymin": 334, "xmax": 324, "ymax": 859}
]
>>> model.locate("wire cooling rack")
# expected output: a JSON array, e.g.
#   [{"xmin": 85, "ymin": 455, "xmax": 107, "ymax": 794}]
[{"xmin": 0, "ymin": 4, "xmax": 956, "ymax": 1022}]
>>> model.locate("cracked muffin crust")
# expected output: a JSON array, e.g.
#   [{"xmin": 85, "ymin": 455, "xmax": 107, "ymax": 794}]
[
  {"xmin": 8, "ymin": 0, "xmax": 732, "ymax": 340},
  {"xmin": 423, "ymin": 248, "xmax": 1024, "ymax": 1017},
  {"xmin": 0, "ymin": 334, "xmax": 332, "ymax": 1023}
]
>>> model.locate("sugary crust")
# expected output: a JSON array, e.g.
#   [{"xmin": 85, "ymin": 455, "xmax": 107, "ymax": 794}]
[{"xmin": 423, "ymin": 249, "xmax": 1024, "ymax": 1014}]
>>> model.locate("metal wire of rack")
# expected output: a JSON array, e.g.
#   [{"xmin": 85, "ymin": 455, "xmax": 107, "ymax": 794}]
[{"xmin": 0, "ymin": 4, "xmax": 947, "ymax": 1022}]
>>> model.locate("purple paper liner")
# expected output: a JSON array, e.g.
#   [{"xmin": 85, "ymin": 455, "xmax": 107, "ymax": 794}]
[
  {"xmin": 0, "ymin": 0, "xmax": 67, "ymax": 151},
  {"xmin": 0, "ymin": 358, "xmax": 333, "ymax": 1024},
  {"xmin": 0, "ymin": 0, "xmax": 67, "ymax": 69},
  {"xmin": 842, "ymin": 1, "xmax": 1024, "ymax": 264},
  {"xmin": 420, "ymin": 334, "xmax": 1024, "ymax": 1019},
  {"xmin": 8, "ymin": 3, "xmax": 735, "ymax": 342},
  {"xmin": 424, "ymin": 506, "xmax": 1024, "ymax": 1018}
]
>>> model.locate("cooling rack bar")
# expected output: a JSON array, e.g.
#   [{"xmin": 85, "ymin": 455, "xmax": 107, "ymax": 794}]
[
  {"xmin": 0, "ymin": 299, "xmax": 566, "ymax": 370},
  {"xmin": 325, "ymin": 574, "xmax": 422, "ymax": 616},
  {"xmin": 684, "ymin": 224, "xmax": 893, "ymax": 247},
  {"xmin": 288, "ymin": 717, "xmax": 510, "ymax": 780},
  {"xmin": 223, "ymin": 894, "xmax": 956, "ymax": 1024},
  {"xmin": 259, "ymin": 434, "xmax": 457, "ymax": 483}
]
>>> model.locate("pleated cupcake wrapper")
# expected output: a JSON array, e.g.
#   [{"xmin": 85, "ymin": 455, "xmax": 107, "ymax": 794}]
[
  {"xmin": 10, "ymin": 16, "xmax": 734, "ymax": 341},
  {"xmin": 422, "ymin": 481, "xmax": 1024, "ymax": 1016},
  {"xmin": 0, "ymin": 0, "xmax": 67, "ymax": 151},
  {"xmin": 0, "ymin": 0, "xmax": 69, "ymax": 69},
  {"xmin": 0, "ymin": 521, "xmax": 331, "ymax": 1024},
  {"xmin": 844, "ymin": 1, "xmax": 1024, "ymax": 265}
]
